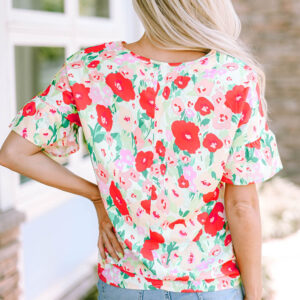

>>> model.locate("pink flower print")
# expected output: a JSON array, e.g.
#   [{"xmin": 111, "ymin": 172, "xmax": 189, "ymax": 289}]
[
  {"xmin": 125, "ymin": 168, "xmax": 140, "ymax": 182},
  {"xmin": 98, "ymin": 180, "xmax": 109, "ymax": 196},
  {"xmin": 142, "ymin": 179, "xmax": 154, "ymax": 197},
  {"xmin": 184, "ymin": 107, "xmax": 196, "ymax": 119},
  {"xmin": 150, "ymin": 163, "xmax": 161, "ymax": 177},
  {"xmin": 161, "ymin": 253, "xmax": 169, "ymax": 268},
  {"xmin": 106, "ymin": 132, "xmax": 114, "ymax": 146},
  {"xmin": 70, "ymin": 60, "xmax": 84, "ymax": 69},
  {"xmin": 171, "ymin": 97, "xmax": 185, "ymax": 115},
  {"xmin": 100, "ymin": 50, "xmax": 116, "ymax": 61},
  {"xmin": 183, "ymin": 165, "xmax": 197, "ymax": 182},
  {"xmin": 161, "ymin": 220, "xmax": 170, "ymax": 230},
  {"xmin": 95, "ymin": 163, "xmax": 109, "ymax": 184},
  {"xmin": 196, "ymin": 267, "xmax": 210, "ymax": 276},
  {"xmin": 155, "ymin": 191, "xmax": 170, "ymax": 213},
  {"xmin": 203, "ymin": 68, "xmax": 218, "ymax": 78},
  {"xmin": 222, "ymin": 168, "xmax": 233, "ymax": 181},
  {"xmin": 165, "ymin": 71, "xmax": 179, "ymax": 83},
  {"xmin": 117, "ymin": 106, "xmax": 134, "ymax": 132},
  {"xmin": 102, "ymin": 85, "xmax": 114, "ymax": 106},
  {"xmin": 247, "ymin": 71, "xmax": 257, "ymax": 82},
  {"xmin": 119, "ymin": 65, "xmax": 135, "ymax": 80},
  {"xmin": 212, "ymin": 106, "xmax": 232, "ymax": 130},
  {"xmin": 209, "ymin": 245, "xmax": 222, "ymax": 257},
  {"xmin": 212, "ymin": 91, "xmax": 226, "ymax": 106},
  {"xmin": 179, "ymin": 153, "xmax": 191, "ymax": 164},
  {"xmin": 218, "ymin": 277, "xmax": 232, "ymax": 290},
  {"xmin": 165, "ymin": 129, "xmax": 174, "ymax": 143},
  {"xmin": 124, "ymin": 215, "xmax": 133, "ymax": 226},
  {"xmin": 136, "ymin": 225, "xmax": 147, "ymax": 235},
  {"xmin": 223, "ymin": 62, "xmax": 239, "ymax": 71},
  {"xmin": 233, "ymin": 150, "xmax": 245, "ymax": 163},
  {"xmin": 120, "ymin": 149, "xmax": 135, "ymax": 165},
  {"xmin": 195, "ymin": 79, "xmax": 214, "ymax": 97},
  {"xmin": 55, "ymin": 76, "xmax": 69, "ymax": 92},
  {"xmin": 165, "ymin": 148, "xmax": 178, "ymax": 167},
  {"xmin": 252, "ymin": 162, "xmax": 264, "ymax": 180},
  {"xmin": 118, "ymin": 171, "xmax": 132, "ymax": 189},
  {"xmin": 180, "ymin": 243, "xmax": 200, "ymax": 271},
  {"xmin": 89, "ymin": 70, "xmax": 104, "ymax": 82},
  {"xmin": 21, "ymin": 127, "xmax": 28, "ymax": 138},
  {"xmin": 217, "ymin": 68, "xmax": 227, "ymax": 76},
  {"xmin": 134, "ymin": 127, "xmax": 145, "ymax": 150},
  {"xmin": 263, "ymin": 146, "xmax": 272, "ymax": 165},
  {"xmin": 136, "ymin": 65, "xmax": 149, "ymax": 81},
  {"xmin": 223, "ymin": 137, "xmax": 232, "ymax": 149},
  {"xmin": 89, "ymin": 85, "xmax": 102, "ymax": 104}
]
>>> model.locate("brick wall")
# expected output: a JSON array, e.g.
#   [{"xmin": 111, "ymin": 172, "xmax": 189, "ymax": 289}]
[
  {"xmin": 235, "ymin": 0, "xmax": 300, "ymax": 184},
  {"xmin": 0, "ymin": 209, "xmax": 25, "ymax": 300}
]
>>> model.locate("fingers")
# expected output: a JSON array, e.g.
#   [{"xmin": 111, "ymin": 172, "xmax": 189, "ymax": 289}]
[
  {"xmin": 98, "ymin": 231, "xmax": 106, "ymax": 260},
  {"xmin": 98, "ymin": 226, "xmax": 125, "ymax": 262},
  {"xmin": 105, "ymin": 227, "xmax": 124, "ymax": 257},
  {"xmin": 101, "ymin": 230, "xmax": 121, "ymax": 262}
]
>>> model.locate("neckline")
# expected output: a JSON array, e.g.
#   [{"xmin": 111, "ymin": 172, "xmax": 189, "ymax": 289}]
[{"xmin": 118, "ymin": 40, "xmax": 216, "ymax": 66}]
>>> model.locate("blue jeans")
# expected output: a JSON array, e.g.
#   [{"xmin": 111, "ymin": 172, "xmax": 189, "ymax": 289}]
[{"xmin": 97, "ymin": 278, "xmax": 246, "ymax": 300}]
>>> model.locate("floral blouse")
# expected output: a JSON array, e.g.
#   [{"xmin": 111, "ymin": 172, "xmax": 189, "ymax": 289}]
[{"xmin": 9, "ymin": 40, "xmax": 283, "ymax": 293}]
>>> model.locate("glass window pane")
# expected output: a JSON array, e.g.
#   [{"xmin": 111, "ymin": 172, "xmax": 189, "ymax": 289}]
[
  {"xmin": 14, "ymin": 46, "xmax": 66, "ymax": 184},
  {"xmin": 79, "ymin": 0, "xmax": 110, "ymax": 18},
  {"xmin": 13, "ymin": 0, "xmax": 64, "ymax": 13}
]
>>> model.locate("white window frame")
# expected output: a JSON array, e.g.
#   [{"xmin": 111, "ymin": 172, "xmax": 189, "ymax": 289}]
[{"xmin": 0, "ymin": 0, "xmax": 143, "ymax": 216}]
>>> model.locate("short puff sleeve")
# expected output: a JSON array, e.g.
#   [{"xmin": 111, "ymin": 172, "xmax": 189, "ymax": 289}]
[
  {"xmin": 8, "ymin": 56, "xmax": 82, "ymax": 158},
  {"xmin": 221, "ymin": 71, "xmax": 283, "ymax": 185}
]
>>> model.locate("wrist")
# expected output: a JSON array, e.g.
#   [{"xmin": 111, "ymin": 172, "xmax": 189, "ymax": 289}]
[{"xmin": 83, "ymin": 180, "xmax": 101, "ymax": 202}]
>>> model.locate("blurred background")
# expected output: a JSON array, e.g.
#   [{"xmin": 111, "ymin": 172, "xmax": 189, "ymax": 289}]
[{"xmin": 0, "ymin": 0, "xmax": 299, "ymax": 299}]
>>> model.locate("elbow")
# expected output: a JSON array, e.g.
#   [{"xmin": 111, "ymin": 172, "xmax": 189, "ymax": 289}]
[
  {"xmin": 0, "ymin": 147, "xmax": 15, "ymax": 168},
  {"xmin": 229, "ymin": 199, "xmax": 260, "ymax": 218}
]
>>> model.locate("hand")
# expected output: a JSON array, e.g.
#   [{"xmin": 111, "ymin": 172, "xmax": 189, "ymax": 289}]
[
  {"xmin": 91, "ymin": 194, "xmax": 125, "ymax": 262},
  {"xmin": 244, "ymin": 296, "xmax": 261, "ymax": 300}
]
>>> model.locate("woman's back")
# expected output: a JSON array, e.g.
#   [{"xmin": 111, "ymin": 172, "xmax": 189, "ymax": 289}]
[{"xmin": 8, "ymin": 39, "xmax": 283, "ymax": 293}]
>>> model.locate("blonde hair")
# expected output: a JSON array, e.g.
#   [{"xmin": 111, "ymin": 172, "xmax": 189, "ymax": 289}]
[{"xmin": 132, "ymin": 0, "xmax": 268, "ymax": 117}]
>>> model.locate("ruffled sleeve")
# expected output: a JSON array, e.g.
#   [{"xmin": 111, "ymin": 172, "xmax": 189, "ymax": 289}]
[
  {"xmin": 221, "ymin": 71, "xmax": 283, "ymax": 185},
  {"xmin": 8, "ymin": 59, "xmax": 82, "ymax": 158}
]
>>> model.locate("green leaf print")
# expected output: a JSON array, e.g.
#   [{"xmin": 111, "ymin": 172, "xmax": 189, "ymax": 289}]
[
  {"xmin": 173, "ymin": 143, "xmax": 180, "ymax": 154},
  {"xmin": 209, "ymin": 152, "xmax": 214, "ymax": 166},
  {"xmin": 201, "ymin": 118, "xmax": 210, "ymax": 126},
  {"xmin": 61, "ymin": 116, "xmax": 70, "ymax": 128},
  {"xmin": 166, "ymin": 242, "xmax": 179, "ymax": 265},
  {"xmin": 231, "ymin": 114, "xmax": 239, "ymax": 124},
  {"xmin": 94, "ymin": 132, "xmax": 105, "ymax": 143},
  {"xmin": 211, "ymin": 171, "xmax": 217, "ymax": 180},
  {"xmin": 196, "ymin": 240, "xmax": 205, "ymax": 252}
]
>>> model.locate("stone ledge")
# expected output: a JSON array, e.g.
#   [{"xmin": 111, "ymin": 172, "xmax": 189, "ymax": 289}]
[{"xmin": 0, "ymin": 209, "xmax": 26, "ymax": 235}]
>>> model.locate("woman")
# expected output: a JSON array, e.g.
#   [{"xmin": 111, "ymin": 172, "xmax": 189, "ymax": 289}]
[{"xmin": 0, "ymin": 0, "xmax": 283, "ymax": 299}]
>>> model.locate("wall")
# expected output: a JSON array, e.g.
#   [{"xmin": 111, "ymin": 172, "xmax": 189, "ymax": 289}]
[{"xmin": 235, "ymin": 0, "xmax": 300, "ymax": 184}]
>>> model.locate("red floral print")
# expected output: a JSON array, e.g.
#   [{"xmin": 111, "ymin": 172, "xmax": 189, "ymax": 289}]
[{"xmin": 171, "ymin": 120, "xmax": 201, "ymax": 153}]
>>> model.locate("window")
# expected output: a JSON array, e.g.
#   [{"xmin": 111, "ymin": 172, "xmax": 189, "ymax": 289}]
[
  {"xmin": 79, "ymin": 0, "xmax": 110, "ymax": 18},
  {"xmin": 13, "ymin": 0, "xmax": 64, "ymax": 13},
  {"xmin": 15, "ymin": 46, "xmax": 66, "ymax": 184}
]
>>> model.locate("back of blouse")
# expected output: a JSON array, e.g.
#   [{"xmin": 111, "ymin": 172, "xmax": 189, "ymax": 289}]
[{"xmin": 9, "ymin": 40, "xmax": 283, "ymax": 293}]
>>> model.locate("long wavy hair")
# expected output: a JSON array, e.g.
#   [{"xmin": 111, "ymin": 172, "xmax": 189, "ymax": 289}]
[{"xmin": 132, "ymin": 0, "xmax": 268, "ymax": 117}]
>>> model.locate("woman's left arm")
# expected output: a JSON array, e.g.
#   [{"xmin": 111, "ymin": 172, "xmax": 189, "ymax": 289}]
[{"xmin": 0, "ymin": 130, "xmax": 100, "ymax": 202}]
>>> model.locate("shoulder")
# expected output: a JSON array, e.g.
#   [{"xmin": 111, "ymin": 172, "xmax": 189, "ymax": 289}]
[
  {"xmin": 215, "ymin": 51, "xmax": 259, "ymax": 93},
  {"xmin": 65, "ymin": 40, "xmax": 120, "ymax": 67}
]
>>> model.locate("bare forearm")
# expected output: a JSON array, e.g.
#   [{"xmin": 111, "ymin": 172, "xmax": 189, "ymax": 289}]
[
  {"xmin": 226, "ymin": 204, "xmax": 262, "ymax": 299},
  {"xmin": 1, "ymin": 151, "xmax": 100, "ymax": 201}
]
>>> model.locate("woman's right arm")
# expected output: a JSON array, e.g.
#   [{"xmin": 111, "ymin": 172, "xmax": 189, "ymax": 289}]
[{"xmin": 224, "ymin": 183, "xmax": 262, "ymax": 300}]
